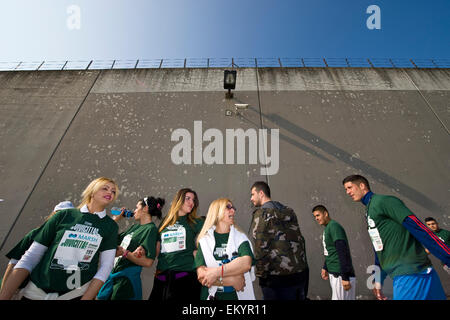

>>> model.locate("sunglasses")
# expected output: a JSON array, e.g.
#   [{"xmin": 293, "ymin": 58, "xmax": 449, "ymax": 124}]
[{"xmin": 226, "ymin": 204, "xmax": 236, "ymax": 211}]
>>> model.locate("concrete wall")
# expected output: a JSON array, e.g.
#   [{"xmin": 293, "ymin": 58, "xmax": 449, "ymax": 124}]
[{"xmin": 0, "ymin": 67, "xmax": 449, "ymax": 300}]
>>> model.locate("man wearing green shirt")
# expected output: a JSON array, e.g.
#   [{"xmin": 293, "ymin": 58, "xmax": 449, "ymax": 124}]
[
  {"xmin": 342, "ymin": 174, "xmax": 449, "ymax": 300},
  {"xmin": 425, "ymin": 217, "xmax": 450, "ymax": 245},
  {"xmin": 424, "ymin": 217, "xmax": 450, "ymax": 274},
  {"xmin": 312, "ymin": 205, "xmax": 356, "ymax": 300}
]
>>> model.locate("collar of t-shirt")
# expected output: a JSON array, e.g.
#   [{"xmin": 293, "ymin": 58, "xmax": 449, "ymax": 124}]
[
  {"xmin": 361, "ymin": 191, "xmax": 374, "ymax": 206},
  {"xmin": 80, "ymin": 204, "xmax": 107, "ymax": 219}
]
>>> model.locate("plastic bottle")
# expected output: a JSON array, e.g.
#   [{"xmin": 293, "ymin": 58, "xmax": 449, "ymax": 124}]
[{"xmin": 111, "ymin": 207, "xmax": 134, "ymax": 218}]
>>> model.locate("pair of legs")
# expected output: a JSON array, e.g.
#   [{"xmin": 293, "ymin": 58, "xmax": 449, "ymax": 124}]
[
  {"xmin": 261, "ymin": 268, "xmax": 309, "ymax": 300},
  {"xmin": 329, "ymin": 274, "xmax": 356, "ymax": 300},
  {"xmin": 148, "ymin": 271, "xmax": 201, "ymax": 301}
]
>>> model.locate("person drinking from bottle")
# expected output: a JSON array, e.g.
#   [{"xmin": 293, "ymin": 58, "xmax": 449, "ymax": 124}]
[{"xmin": 97, "ymin": 196, "xmax": 165, "ymax": 300}]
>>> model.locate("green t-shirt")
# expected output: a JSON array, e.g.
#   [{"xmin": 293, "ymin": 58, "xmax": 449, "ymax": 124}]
[
  {"xmin": 435, "ymin": 229, "xmax": 450, "ymax": 245},
  {"xmin": 366, "ymin": 194, "xmax": 431, "ymax": 278},
  {"xmin": 109, "ymin": 222, "xmax": 158, "ymax": 300},
  {"xmin": 156, "ymin": 215, "xmax": 204, "ymax": 272},
  {"xmin": 322, "ymin": 220, "xmax": 353, "ymax": 275},
  {"xmin": 31, "ymin": 209, "xmax": 118, "ymax": 294},
  {"xmin": 6, "ymin": 227, "xmax": 42, "ymax": 261},
  {"xmin": 113, "ymin": 222, "xmax": 158, "ymax": 273},
  {"xmin": 195, "ymin": 231, "xmax": 255, "ymax": 300}
]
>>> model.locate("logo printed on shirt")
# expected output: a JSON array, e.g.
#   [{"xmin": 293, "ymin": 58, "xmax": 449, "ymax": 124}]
[
  {"xmin": 70, "ymin": 224, "xmax": 100, "ymax": 235},
  {"xmin": 214, "ymin": 244, "xmax": 227, "ymax": 258}
]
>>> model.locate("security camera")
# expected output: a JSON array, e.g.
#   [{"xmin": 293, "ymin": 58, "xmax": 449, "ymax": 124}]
[{"xmin": 234, "ymin": 103, "xmax": 248, "ymax": 109}]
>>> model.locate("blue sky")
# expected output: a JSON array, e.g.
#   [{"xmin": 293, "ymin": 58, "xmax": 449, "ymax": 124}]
[{"xmin": 1, "ymin": 0, "xmax": 449, "ymax": 61}]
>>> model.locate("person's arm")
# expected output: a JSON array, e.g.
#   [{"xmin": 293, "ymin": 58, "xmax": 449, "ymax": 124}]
[
  {"xmin": 197, "ymin": 266, "xmax": 246, "ymax": 291},
  {"xmin": 198, "ymin": 256, "xmax": 252, "ymax": 288},
  {"xmin": 335, "ymin": 240, "xmax": 353, "ymax": 281},
  {"xmin": 0, "ymin": 241, "xmax": 48, "ymax": 299},
  {"xmin": 0, "ymin": 268, "xmax": 29, "ymax": 300},
  {"xmin": 81, "ymin": 279, "xmax": 105, "ymax": 300},
  {"xmin": 112, "ymin": 207, "xmax": 126, "ymax": 223},
  {"xmin": 334, "ymin": 239, "xmax": 353, "ymax": 291},
  {"xmin": 321, "ymin": 260, "xmax": 329, "ymax": 280},
  {"xmin": 122, "ymin": 246, "xmax": 154, "ymax": 268},
  {"xmin": 372, "ymin": 249, "xmax": 388, "ymax": 300},
  {"xmin": 84, "ymin": 249, "xmax": 115, "ymax": 300},
  {"xmin": 250, "ymin": 211, "xmax": 270, "ymax": 272},
  {"xmin": 402, "ymin": 215, "xmax": 450, "ymax": 266},
  {"xmin": 155, "ymin": 241, "xmax": 161, "ymax": 257},
  {"xmin": 1, "ymin": 261, "xmax": 17, "ymax": 290}
]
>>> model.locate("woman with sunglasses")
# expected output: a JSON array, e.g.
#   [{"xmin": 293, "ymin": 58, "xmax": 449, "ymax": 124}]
[
  {"xmin": 149, "ymin": 188, "xmax": 204, "ymax": 301},
  {"xmin": 0, "ymin": 177, "xmax": 120, "ymax": 300},
  {"xmin": 195, "ymin": 198, "xmax": 256, "ymax": 300},
  {"xmin": 97, "ymin": 196, "xmax": 165, "ymax": 300}
]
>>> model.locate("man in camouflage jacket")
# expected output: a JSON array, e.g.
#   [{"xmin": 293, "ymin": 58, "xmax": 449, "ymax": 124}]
[{"xmin": 249, "ymin": 181, "xmax": 309, "ymax": 300}]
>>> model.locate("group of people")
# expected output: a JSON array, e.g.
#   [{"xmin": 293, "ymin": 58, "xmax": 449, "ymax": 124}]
[{"xmin": 0, "ymin": 174, "xmax": 448, "ymax": 301}]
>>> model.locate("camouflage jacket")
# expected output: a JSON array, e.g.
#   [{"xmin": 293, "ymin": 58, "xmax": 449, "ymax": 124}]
[{"xmin": 250, "ymin": 202, "xmax": 308, "ymax": 278}]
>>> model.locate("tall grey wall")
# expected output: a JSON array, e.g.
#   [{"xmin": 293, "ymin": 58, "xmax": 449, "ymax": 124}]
[{"xmin": 0, "ymin": 67, "xmax": 449, "ymax": 299}]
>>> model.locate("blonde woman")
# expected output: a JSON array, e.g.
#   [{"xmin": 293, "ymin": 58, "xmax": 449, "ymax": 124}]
[
  {"xmin": 0, "ymin": 177, "xmax": 119, "ymax": 300},
  {"xmin": 149, "ymin": 188, "xmax": 204, "ymax": 301},
  {"xmin": 195, "ymin": 198, "xmax": 255, "ymax": 300}
]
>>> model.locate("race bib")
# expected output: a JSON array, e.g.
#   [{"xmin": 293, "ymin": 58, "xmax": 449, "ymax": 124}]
[
  {"xmin": 114, "ymin": 233, "xmax": 133, "ymax": 267},
  {"xmin": 368, "ymin": 228, "xmax": 383, "ymax": 252},
  {"xmin": 322, "ymin": 233, "xmax": 328, "ymax": 256},
  {"xmin": 161, "ymin": 226, "xmax": 186, "ymax": 253},
  {"xmin": 120, "ymin": 233, "xmax": 133, "ymax": 250},
  {"xmin": 52, "ymin": 230, "xmax": 102, "ymax": 270}
]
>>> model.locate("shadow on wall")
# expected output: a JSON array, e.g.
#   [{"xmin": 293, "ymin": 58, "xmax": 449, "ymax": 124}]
[{"xmin": 256, "ymin": 110, "xmax": 441, "ymax": 212}]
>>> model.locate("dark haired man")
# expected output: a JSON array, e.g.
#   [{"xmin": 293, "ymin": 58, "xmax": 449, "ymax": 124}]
[
  {"xmin": 343, "ymin": 174, "xmax": 449, "ymax": 300},
  {"xmin": 312, "ymin": 205, "xmax": 355, "ymax": 300},
  {"xmin": 249, "ymin": 181, "xmax": 309, "ymax": 300},
  {"xmin": 424, "ymin": 217, "xmax": 450, "ymax": 274},
  {"xmin": 424, "ymin": 217, "xmax": 450, "ymax": 245}
]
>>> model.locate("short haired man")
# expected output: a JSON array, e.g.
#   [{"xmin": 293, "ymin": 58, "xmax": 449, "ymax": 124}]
[
  {"xmin": 424, "ymin": 217, "xmax": 450, "ymax": 273},
  {"xmin": 424, "ymin": 217, "xmax": 450, "ymax": 245},
  {"xmin": 249, "ymin": 181, "xmax": 309, "ymax": 300},
  {"xmin": 312, "ymin": 205, "xmax": 356, "ymax": 300},
  {"xmin": 343, "ymin": 174, "xmax": 449, "ymax": 300}
]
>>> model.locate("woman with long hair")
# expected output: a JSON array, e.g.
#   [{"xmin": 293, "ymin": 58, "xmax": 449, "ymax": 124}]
[
  {"xmin": 97, "ymin": 196, "xmax": 165, "ymax": 300},
  {"xmin": 195, "ymin": 198, "xmax": 255, "ymax": 300},
  {"xmin": 0, "ymin": 177, "xmax": 119, "ymax": 300},
  {"xmin": 148, "ymin": 188, "xmax": 204, "ymax": 300}
]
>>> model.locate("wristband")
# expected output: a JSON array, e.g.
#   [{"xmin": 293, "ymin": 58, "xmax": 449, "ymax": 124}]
[{"xmin": 219, "ymin": 265, "xmax": 224, "ymax": 285}]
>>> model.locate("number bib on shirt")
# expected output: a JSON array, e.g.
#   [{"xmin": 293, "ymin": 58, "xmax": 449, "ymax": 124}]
[
  {"xmin": 52, "ymin": 230, "xmax": 102, "ymax": 270},
  {"xmin": 322, "ymin": 232, "xmax": 329, "ymax": 256},
  {"xmin": 161, "ymin": 225, "xmax": 186, "ymax": 253},
  {"xmin": 114, "ymin": 233, "xmax": 134, "ymax": 267},
  {"xmin": 368, "ymin": 228, "xmax": 383, "ymax": 252}
]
